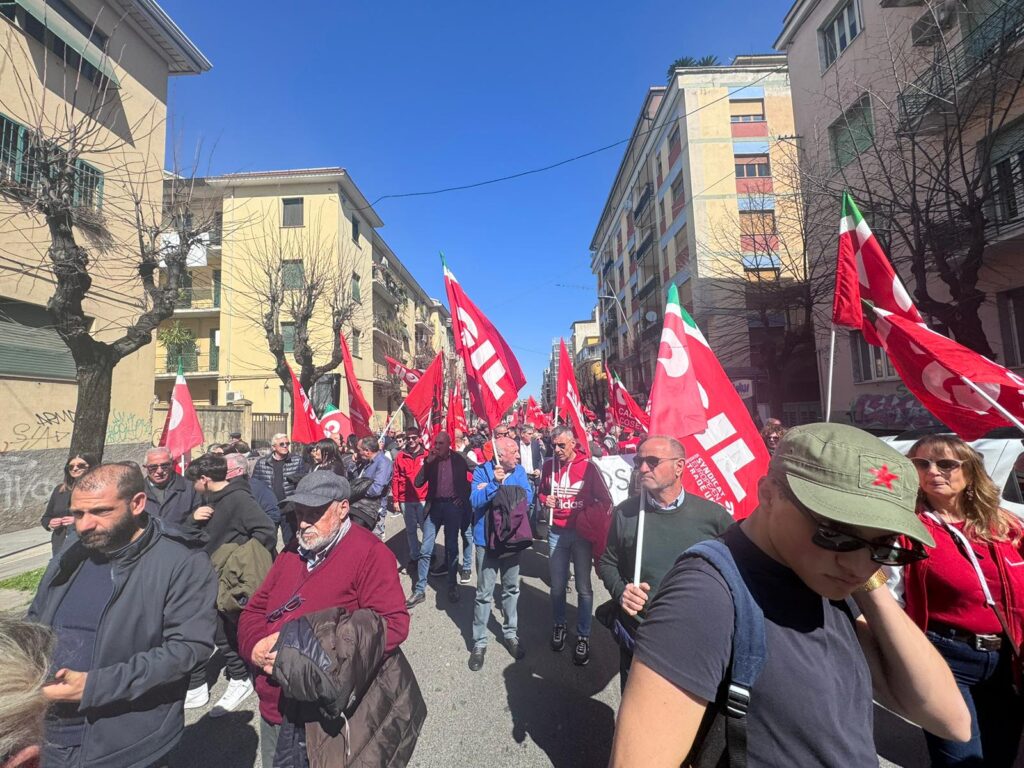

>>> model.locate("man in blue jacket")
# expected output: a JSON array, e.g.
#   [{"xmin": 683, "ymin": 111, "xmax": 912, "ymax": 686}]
[
  {"xmin": 468, "ymin": 437, "xmax": 533, "ymax": 671},
  {"xmin": 28, "ymin": 462, "xmax": 218, "ymax": 768}
]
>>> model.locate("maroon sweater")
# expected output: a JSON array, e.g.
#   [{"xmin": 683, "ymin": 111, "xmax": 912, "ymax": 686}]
[{"xmin": 237, "ymin": 524, "xmax": 410, "ymax": 725}]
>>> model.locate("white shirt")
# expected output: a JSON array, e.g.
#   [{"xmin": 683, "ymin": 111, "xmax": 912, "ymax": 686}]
[{"xmin": 519, "ymin": 440, "xmax": 535, "ymax": 474}]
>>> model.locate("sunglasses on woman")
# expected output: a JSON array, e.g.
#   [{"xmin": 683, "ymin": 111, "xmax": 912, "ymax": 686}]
[
  {"xmin": 909, "ymin": 457, "xmax": 964, "ymax": 473},
  {"xmin": 798, "ymin": 506, "xmax": 927, "ymax": 566}
]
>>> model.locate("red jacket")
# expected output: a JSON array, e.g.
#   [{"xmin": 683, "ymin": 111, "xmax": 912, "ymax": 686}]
[
  {"xmin": 237, "ymin": 524, "xmax": 409, "ymax": 725},
  {"xmin": 392, "ymin": 449, "xmax": 427, "ymax": 503},
  {"xmin": 538, "ymin": 452, "xmax": 612, "ymax": 531}
]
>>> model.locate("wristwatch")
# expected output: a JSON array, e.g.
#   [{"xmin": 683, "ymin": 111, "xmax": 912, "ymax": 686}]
[{"xmin": 856, "ymin": 569, "xmax": 889, "ymax": 593}]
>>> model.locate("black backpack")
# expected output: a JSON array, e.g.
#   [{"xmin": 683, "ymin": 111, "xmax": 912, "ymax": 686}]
[{"xmin": 483, "ymin": 476, "xmax": 533, "ymax": 555}]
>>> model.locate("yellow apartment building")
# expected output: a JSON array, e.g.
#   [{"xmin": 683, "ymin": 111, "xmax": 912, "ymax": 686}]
[
  {"xmin": 0, "ymin": 0, "xmax": 208, "ymax": 531},
  {"xmin": 589, "ymin": 55, "xmax": 819, "ymax": 423},
  {"xmin": 153, "ymin": 167, "xmax": 450, "ymax": 442}
]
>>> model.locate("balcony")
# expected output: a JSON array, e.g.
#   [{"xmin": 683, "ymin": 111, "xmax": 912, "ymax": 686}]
[
  {"xmin": 899, "ymin": 0, "xmax": 1024, "ymax": 125},
  {"xmin": 373, "ymin": 313, "xmax": 405, "ymax": 345},
  {"xmin": 637, "ymin": 274, "xmax": 660, "ymax": 302},
  {"xmin": 633, "ymin": 183, "xmax": 653, "ymax": 219},
  {"xmin": 373, "ymin": 362, "xmax": 392, "ymax": 382},
  {"xmin": 372, "ymin": 264, "xmax": 404, "ymax": 305},
  {"xmin": 415, "ymin": 308, "xmax": 431, "ymax": 328},
  {"xmin": 156, "ymin": 349, "xmax": 219, "ymax": 378},
  {"xmin": 634, "ymin": 232, "xmax": 654, "ymax": 263}
]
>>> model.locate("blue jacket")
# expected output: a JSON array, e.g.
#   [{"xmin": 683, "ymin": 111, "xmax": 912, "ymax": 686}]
[
  {"xmin": 360, "ymin": 451, "xmax": 394, "ymax": 499},
  {"xmin": 470, "ymin": 463, "xmax": 533, "ymax": 547}
]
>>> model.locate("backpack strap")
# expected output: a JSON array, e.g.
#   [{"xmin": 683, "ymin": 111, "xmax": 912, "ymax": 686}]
[{"xmin": 681, "ymin": 540, "xmax": 766, "ymax": 768}]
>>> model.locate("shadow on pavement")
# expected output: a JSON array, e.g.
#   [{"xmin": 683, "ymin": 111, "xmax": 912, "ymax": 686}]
[
  {"xmin": 502, "ymin": 580, "xmax": 618, "ymax": 767},
  {"xmin": 169, "ymin": 709, "xmax": 258, "ymax": 768}
]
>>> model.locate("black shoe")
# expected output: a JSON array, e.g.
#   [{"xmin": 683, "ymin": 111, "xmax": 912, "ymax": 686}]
[
  {"xmin": 573, "ymin": 635, "xmax": 590, "ymax": 666},
  {"xmin": 468, "ymin": 646, "xmax": 486, "ymax": 671},
  {"xmin": 551, "ymin": 625, "xmax": 566, "ymax": 652},
  {"xmin": 505, "ymin": 637, "xmax": 525, "ymax": 660},
  {"xmin": 405, "ymin": 591, "xmax": 425, "ymax": 609},
  {"xmin": 448, "ymin": 586, "xmax": 460, "ymax": 603},
  {"xmin": 459, "ymin": 568, "xmax": 472, "ymax": 584}
]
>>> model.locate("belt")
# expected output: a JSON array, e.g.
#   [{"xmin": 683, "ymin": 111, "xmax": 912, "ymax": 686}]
[{"xmin": 928, "ymin": 622, "xmax": 1003, "ymax": 652}]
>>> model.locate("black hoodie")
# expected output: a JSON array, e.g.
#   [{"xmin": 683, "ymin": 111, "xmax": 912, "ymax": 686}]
[{"xmin": 188, "ymin": 481, "xmax": 277, "ymax": 554}]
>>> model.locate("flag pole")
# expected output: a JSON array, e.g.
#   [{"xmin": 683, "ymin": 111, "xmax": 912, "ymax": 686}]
[
  {"xmin": 959, "ymin": 376, "xmax": 1024, "ymax": 434},
  {"xmin": 633, "ymin": 486, "xmax": 646, "ymax": 585},
  {"xmin": 378, "ymin": 407, "xmax": 404, "ymax": 444},
  {"xmin": 825, "ymin": 326, "xmax": 837, "ymax": 422}
]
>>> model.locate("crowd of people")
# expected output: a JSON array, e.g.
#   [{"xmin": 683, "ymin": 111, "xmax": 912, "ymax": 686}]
[{"xmin": 4, "ymin": 414, "xmax": 1024, "ymax": 767}]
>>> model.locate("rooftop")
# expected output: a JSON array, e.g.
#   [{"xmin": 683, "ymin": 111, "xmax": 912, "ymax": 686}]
[{"xmin": 125, "ymin": 0, "xmax": 211, "ymax": 75}]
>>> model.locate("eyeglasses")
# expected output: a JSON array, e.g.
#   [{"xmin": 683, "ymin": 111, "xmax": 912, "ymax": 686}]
[
  {"xmin": 798, "ymin": 506, "xmax": 926, "ymax": 566},
  {"xmin": 635, "ymin": 455, "xmax": 684, "ymax": 470},
  {"xmin": 275, "ymin": 441, "xmax": 291, "ymax": 447},
  {"xmin": 144, "ymin": 462, "xmax": 173, "ymax": 472},
  {"xmin": 267, "ymin": 594, "xmax": 304, "ymax": 623},
  {"xmin": 67, "ymin": 462, "xmax": 90, "ymax": 470},
  {"xmin": 910, "ymin": 457, "xmax": 964, "ymax": 473}
]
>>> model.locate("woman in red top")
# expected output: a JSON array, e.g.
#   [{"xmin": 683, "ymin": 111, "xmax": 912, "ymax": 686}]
[{"xmin": 902, "ymin": 434, "xmax": 1024, "ymax": 767}]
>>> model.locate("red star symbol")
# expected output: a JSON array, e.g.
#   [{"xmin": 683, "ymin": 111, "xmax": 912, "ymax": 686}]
[{"xmin": 869, "ymin": 464, "xmax": 899, "ymax": 490}]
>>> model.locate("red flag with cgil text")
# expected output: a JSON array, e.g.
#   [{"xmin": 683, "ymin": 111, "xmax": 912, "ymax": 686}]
[
  {"xmin": 443, "ymin": 255, "xmax": 526, "ymax": 428},
  {"xmin": 385, "ymin": 356, "xmax": 424, "ymax": 387},
  {"xmin": 160, "ymin": 361, "xmax": 205, "ymax": 463},
  {"xmin": 648, "ymin": 283, "xmax": 708, "ymax": 439},
  {"xmin": 555, "ymin": 338, "xmax": 590, "ymax": 457},
  {"xmin": 606, "ymin": 368, "xmax": 650, "ymax": 433},
  {"xmin": 286, "ymin": 363, "xmax": 321, "ymax": 444},
  {"xmin": 340, "ymin": 331, "xmax": 374, "ymax": 438}
]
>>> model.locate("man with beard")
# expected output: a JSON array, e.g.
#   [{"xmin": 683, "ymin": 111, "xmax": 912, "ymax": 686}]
[
  {"xmin": 28, "ymin": 463, "xmax": 217, "ymax": 768},
  {"xmin": 237, "ymin": 471, "xmax": 409, "ymax": 768}
]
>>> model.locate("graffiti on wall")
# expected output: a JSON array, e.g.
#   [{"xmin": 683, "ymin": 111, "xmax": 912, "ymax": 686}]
[{"xmin": 1, "ymin": 409, "xmax": 151, "ymax": 454}]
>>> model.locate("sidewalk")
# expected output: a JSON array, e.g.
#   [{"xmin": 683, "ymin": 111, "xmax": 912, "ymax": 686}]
[{"xmin": 0, "ymin": 526, "xmax": 51, "ymax": 581}]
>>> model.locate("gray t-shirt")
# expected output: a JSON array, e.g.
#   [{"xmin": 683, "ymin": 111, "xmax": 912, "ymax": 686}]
[{"xmin": 635, "ymin": 524, "xmax": 876, "ymax": 767}]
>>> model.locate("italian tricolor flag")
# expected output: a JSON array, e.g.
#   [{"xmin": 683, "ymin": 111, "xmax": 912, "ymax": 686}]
[{"xmin": 159, "ymin": 361, "xmax": 204, "ymax": 466}]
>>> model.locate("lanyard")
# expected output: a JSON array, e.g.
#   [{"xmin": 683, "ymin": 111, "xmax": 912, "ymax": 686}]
[{"xmin": 923, "ymin": 511, "xmax": 996, "ymax": 608}]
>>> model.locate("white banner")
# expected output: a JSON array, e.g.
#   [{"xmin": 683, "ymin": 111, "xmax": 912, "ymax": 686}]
[{"xmin": 592, "ymin": 454, "xmax": 636, "ymax": 507}]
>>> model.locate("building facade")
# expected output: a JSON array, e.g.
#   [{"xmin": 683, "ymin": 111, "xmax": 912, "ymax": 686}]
[
  {"xmin": 153, "ymin": 167, "xmax": 448, "ymax": 439},
  {"xmin": 0, "ymin": 0, "xmax": 208, "ymax": 531},
  {"xmin": 589, "ymin": 55, "xmax": 819, "ymax": 422}
]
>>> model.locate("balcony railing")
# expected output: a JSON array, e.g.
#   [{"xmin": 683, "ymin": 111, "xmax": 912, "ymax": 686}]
[
  {"xmin": 899, "ymin": 0, "xmax": 1024, "ymax": 123},
  {"xmin": 160, "ymin": 349, "xmax": 218, "ymax": 373},
  {"xmin": 633, "ymin": 183, "xmax": 653, "ymax": 218}
]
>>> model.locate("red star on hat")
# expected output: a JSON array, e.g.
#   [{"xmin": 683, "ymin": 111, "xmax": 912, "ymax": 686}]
[{"xmin": 869, "ymin": 464, "xmax": 899, "ymax": 490}]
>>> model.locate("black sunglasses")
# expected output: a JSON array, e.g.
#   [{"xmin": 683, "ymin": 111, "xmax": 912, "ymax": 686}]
[
  {"xmin": 798, "ymin": 506, "xmax": 926, "ymax": 566},
  {"xmin": 635, "ymin": 455, "xmax": 684, "ymax": 470},
  {"xmin": 144, "ymin": 462, "xmax": 173, "ymax": 472},
  {"xmin": 267, "ymin": 594, "xmax": 304, "ymax": 623},
  {"xmin": 910, "ymin": 457, "xmax": 964, "ymax": 473}
]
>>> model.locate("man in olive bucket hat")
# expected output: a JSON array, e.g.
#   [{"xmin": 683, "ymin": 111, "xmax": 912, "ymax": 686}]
[{"xmin": 611, "ymin": 423, "xmax": 971, "ymax": 767}]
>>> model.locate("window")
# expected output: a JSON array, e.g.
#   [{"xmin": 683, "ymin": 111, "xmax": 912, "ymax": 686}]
[
  {"xmin": 73, "ymin": 160, "xmax": 102, "ymax": 209},
  {"xmin": 999, "ymin": 287, "xmax": 1024, "ymax": 366},
  {"xmin": 0, "ymin": 298, "xmax": 76, "ymax": 380},
  {"xmin": 12, "ymin": 4, "xmax": 107, "ymax": 86},
  {"xmin": 281, "ymin": 322, "xmax": 295, "ymax": 354},
  {"xmin": 740, "ymin": 210, "xmax": 777, "ymax": 235},
  {"xmin": 351, "ymin": 272, "xmax": 361, "ymax": 303},
  {"xmin": 828, "ymin": 95, "xmax": 873, "ymax": 169},
  {"xmin": 282, "ymin": 197, "xmax": 304, "ymax": 227},
  {"xmin": 670, "ymin": 174, "xmax": 686, "ymax": 217},
  {"xmin": 735, "ymin": 155, "xmax": 772, "ymax": 178},
  {"xmin": 282, "ymin": 260, "xmax": 304, "ymax": 290},
  {"xmin": 352, "ymin": 329, "xmax": 361, "ymax": 357},
  {"xmin": 820, "ymin": 0, "xmax": 862, "ymax": 69},
  {"xmin": 668, "ymin": 126, "xmax": 682, "ymax": 165},
  {"xmin": 351, "ymin": 214, "xmax": 360, "ymax": 243},
  {"xmin": 0, "ymin": 114, "xmax": 22, "ymax": 183},
  {"xmin": 0, "ymin": 115, "xmax": 103, "ymax": 207},
  {"xmin": 730, "ymin": 100, "xmax": 765, "ymax": 122},
  {"xmin": 1, "ymin": 3, "xmax": 15, "ymax": 21},
  {"xmin": 850, "ymin": 330, "xmax": 897, "ymax": 382}
]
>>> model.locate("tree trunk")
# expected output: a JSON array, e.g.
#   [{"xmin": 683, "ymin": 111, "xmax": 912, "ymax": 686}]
[{"xmin": 69, "ymin": 357, "xmax": 115, "ymax": 460}]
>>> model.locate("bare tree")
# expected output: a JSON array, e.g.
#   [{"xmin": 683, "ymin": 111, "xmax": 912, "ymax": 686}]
[
  {"xmin": 0, "ymin": 26, "xmax": 211, "ymax": 457},
  {"xmin": 234, "ymin": 210, "xmax": 362, "ymax": 396},
  {"xmin": 801, "ymin": 0, "xmax": 1024, "ymax": 357}
]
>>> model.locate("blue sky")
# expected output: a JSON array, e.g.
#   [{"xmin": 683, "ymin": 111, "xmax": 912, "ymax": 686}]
[{"xmin": 161, "ymin": 0, "xmax": 793, "ymax": 396}]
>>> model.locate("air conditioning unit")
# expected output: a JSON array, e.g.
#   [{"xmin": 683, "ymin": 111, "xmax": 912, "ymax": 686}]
[{"xmin": 225, "ymin": 391, "xmax": 244, "ymax": 403}]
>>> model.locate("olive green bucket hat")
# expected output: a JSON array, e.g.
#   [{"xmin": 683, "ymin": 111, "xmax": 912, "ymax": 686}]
[{"xmin": 769, "ymin": 423, "xmax": 934, "ymax": 547}]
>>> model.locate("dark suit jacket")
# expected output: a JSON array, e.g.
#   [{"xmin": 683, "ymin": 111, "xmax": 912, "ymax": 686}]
[{"xmin": 413, "ymin": 450, "xmax": 472, "ymax": 504}]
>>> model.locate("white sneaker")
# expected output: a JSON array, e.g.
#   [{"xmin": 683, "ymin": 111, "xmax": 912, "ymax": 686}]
[
  {"xmin": 184, "ymin": 684, "xmax": 208, "ymax": 709},
  {"xmin": 208, "ymin": 678, "xmax": 253, "ymax": 718}
]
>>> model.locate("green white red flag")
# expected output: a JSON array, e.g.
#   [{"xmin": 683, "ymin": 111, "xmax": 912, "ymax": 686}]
[
  {"xmin": 159, "ymin": 361, "xmax": 204, "ymax": 462},
  {"xmin": 648, "ymin": 283, "xmax": 708, "ymax": 439},
  {"xmin": 286, "ymin": 363, "xmax": 321, "ymax": 444},
  {"xmin": 319, "ymin": 403, "xmax": 351, "ymax": 442},
  {"xmin": 340, "ymin": 330, "xmax": 374, "ymax": 438},
  {"xmin": 555, "ymin": 338, "xmax": 590, "ymax": 456},
  {"xmin": 606, "ymin": 367, "xmax": 650, "ymax": 433}
]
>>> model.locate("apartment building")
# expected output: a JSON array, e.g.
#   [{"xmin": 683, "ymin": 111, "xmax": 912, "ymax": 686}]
[
  {"xmin": 0, "ymin": 0, "xmax": 208, "ymax": 529},
  {"xmin": 589, "ymin": 55, "xmax": 818, "ymax": 422},
  {"xmin": 153, "ymin": 167, "xmax": 449, "ymax": 435},
  {"xmin": 776, "ymin": 0, "xmax": 1024, "ymax": 430}
]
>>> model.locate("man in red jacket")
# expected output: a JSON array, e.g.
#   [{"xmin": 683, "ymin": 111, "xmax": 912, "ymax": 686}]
[
  {"xmin": 391, "ymin": 427, "xmax": 428, "ymax": 575},
  {"xmin": 538, "ymin": 426, "xmax": 612, "ymax": 667},
  {"xmin": 237, "ymin": 471, "xmax": 409, "ymax": 768}
]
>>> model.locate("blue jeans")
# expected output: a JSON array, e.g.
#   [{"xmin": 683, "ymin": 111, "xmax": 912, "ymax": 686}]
[
  {"xmin": 401, "ymin": 501, "xmax": 424, "ymax": 562},
  {"xmin": 461, "ymin": 520, "xmax": 474, "ymax": 571},
  {"xmin": 473, "ymin": 548, "xmax": 521, "ymax": 648},
  {"xmin": 924, "ymin": 628, "xmax": 1023, "ymax": 767},
  {"xmin": 548, "ymin": 525, "xmax": 593, "ymax": 637},
  {"xmin": 415, "ymin": 501, "xmax": 467, "ymax": 593}
]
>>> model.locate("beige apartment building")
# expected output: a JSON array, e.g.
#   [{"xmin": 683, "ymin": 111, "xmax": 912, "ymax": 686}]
[
  {"xmin": 776, "ymin": 0, "xmax": 1024, "ymax": 431},
  {"xmin": 153, "ymin": 167, "xmax": 450, "ymax": 442},
  {"xmin": 589, "ymin": 55, "xmax": 819, "ymax": 423}
]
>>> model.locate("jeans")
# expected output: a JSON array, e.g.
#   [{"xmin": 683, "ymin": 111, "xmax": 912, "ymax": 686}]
[
  {"xmin": 473, "ymin": 548, "xmax": 521, "ymax": 648},
  {"xmin": 415, "ymin": 501, "xmax": 467, "ymax": 593},
  {"xmin": 924, "ymin": 628, "xmax": 1023, "ymax": 768},
  {"xmin": 548, "ymin": 525, "xmax": 593, "ymax": 637},
  {"xmin": 188, "ymin": 612, "xmax": 248, "ymax": 688},
  {"xmin": 260, "ymin": 718, "xmax": 280, "ymax": 768},
  {"xmin": 401, "ymin": 501, "xmax": 424, "ymax": 562},
  {"xmin": 461, "ymin": 521, "xmax": 474, "ymax": 571}
]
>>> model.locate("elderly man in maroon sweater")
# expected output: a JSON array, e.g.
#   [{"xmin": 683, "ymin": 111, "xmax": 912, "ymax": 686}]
[{"xmin": 238, "ymin": 471, "xmax": 410, "ymax": 766}]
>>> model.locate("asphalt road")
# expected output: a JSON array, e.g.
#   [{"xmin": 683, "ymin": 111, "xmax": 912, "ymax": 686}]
[{"xmin": 164, "ymin": 514, "xmax": 928, "ymax": 767}]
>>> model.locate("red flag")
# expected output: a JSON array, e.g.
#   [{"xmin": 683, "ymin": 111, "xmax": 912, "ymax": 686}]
[
  {"xmin": 160, "ymin": 362, "xmax": 205, "ymax": 461},
  {"xmin": 866, "ymin": 306, "xmax": 1024, "ymax": 440},
  {"xmin": 286, "ymin": 363, "xmax": 321, "ymax": 444},
  {"xmin": 606, "ymin": 369, "xmax": 650, "ymax": 433},
  {"xmin": 582, "ymin": 403, "xmax": 597, "ymax": 421},
  {"xmin": 525, "ymin": 396, "xmax": 547, "ymax": 427},
  {"xmin": 446, "ymin": 378, "xmax": 470, "ymax": 439},
  {"xmin": 406, "ymin": 352, "xmax": 446, "ymax": 446},
  {"xmin": 319, "ymin": 403, "xmax": 351, "ymax": 441},
  {"xmin": 675, "ymin": 304, "xmax": 769, "ymax": 520},
  {"xmin": 340, "ymin": 331, "xmax": 374, "ymax": 438},
  {"xmin": 648, "ymin": 284, "xmax": 708, "ymax": 439},
  {"xmin": 832, "ymin": 193, "xmax": 922, "ymax": 345},
  {"xmin": 385, "ymin": 356, "xmax": 424, "ymax": 386},
  {"xmin": 555, "ymin": 338, "xmax": 590, "ymax": 457},
  {"xmin": 443, "ymin": 257, "xmax": 526, "ymax": 428}
]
